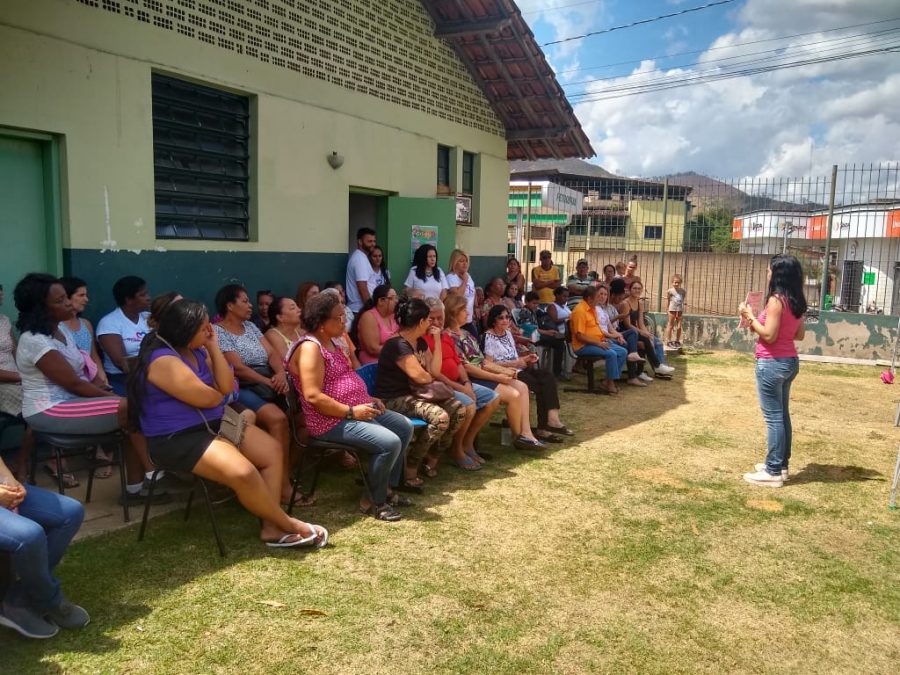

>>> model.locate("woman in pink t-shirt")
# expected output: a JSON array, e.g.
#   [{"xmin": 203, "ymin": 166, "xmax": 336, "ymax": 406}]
[
  {"xmin": 355, "ymin": 285, "xmax": 398, "ymax": 365},
  {"xmin": 738, "ymin": 255, "xmax": 807, "ymax": 488}
]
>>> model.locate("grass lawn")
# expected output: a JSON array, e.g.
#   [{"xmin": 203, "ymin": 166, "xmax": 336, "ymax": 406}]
[{"xmin": 3, "ymin": 351, "xmax": 899, "ymax": 674}]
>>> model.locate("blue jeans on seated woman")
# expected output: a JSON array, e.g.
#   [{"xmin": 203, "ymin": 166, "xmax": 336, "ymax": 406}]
[
  {"xmin": 314, "ymin": 409, "xmax": 412, "ymax": 505},
  {"xmin": 575, "ymin": 342, "xmax": 627, "ymax": 379},
  {"xmin": 756, "ymin": 357, "xmax": 800, "ymax": 475},
  {"xmin": 0, "ymin": 485, "xmax": 84, "ymax": 613}
]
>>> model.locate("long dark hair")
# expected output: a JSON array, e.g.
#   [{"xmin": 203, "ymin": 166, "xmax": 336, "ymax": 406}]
[
  {"xmin": 14, "ymin": 273, "xmax": 60, "ymax": 336},
  {"xmin": 127, "ymin": 299, "xmax": 210, "ymax": 429},
  {"xmin": 395, "ymin": 296, "xmax": 429, "ymax": 329},
  {"xmin": 412, "ymin": 244, "xmax": 440, "ymax": 283},
  {"xmin": 214, "ymin": 284, "xmax": 247, "ymax": 318},
  {"xmin": 767, "ymin": 255, "xmax": 808, "ymax": 318},
  {"xmin": 369, "ymin": 245, "xmax": 391, "ymax": 286}
]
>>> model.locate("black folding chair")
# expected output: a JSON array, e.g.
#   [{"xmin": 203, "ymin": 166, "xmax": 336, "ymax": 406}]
[
  {"xmin": 29, "ymin": 430, "xmax": 130, "ymax": 521},
  {"xmin": 138, "ymin": 469, "xmax": 226, "ymax": 557}
]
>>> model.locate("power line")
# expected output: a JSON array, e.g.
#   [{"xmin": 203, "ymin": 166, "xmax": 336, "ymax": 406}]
[
  {"xmin": 542, "ymin": 0, "xmax": 738, "ymax": 47},
  {"xmin": 561, "ymin": 27, "xmax": 900, "ymax": 92},
  {"xmin": 568, "ymin": 46, "xmax": 900, "ymax": 103},
  {"xmin": 555, "ymin": 17, "xmax": 900, "ymax": 75}
]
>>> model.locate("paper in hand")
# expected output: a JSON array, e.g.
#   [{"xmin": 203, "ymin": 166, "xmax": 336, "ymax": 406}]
[{"xmin": 739, "ymin": 291, "xmax": 764, "ymax": 328}]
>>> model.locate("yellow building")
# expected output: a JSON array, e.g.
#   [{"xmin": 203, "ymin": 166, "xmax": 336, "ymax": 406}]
[{"xmin": 0, "ymin": 0, "xmax": 591, "ymax": 317}]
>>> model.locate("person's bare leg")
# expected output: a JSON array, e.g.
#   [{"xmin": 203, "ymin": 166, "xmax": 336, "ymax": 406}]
[
  {"xmin": 254, "ymin": 404, "xmax": 292, "ymax": 502},
  {"xmin": 462, "ymin": 396, "xmax": 500, "ymax": 450},
  {"xmin": 495, "ymin": 383, "xmax": 523, "ymax": 437},
  {"xmin": 547, "ymin": 409, "xmax": 563, "ymax": 428},
  {"xmin": 447, "ymin": 403, "xmax": 475, "ymax": 462},
  {"xmin": 511, "ymin": 380, "xmax": 539, "ymax": 439},
  {"xmin": 194, "ymin": 436, "xmax": 319, "ymax": 541}
]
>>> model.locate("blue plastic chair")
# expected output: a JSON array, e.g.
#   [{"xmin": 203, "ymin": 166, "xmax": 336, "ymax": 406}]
[{"xmin": 355, "ymin": 363, "xmax": 427, "ymax": 428}]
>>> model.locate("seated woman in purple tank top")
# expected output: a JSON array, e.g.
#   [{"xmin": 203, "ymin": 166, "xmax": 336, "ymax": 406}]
[{"xmin": 127, "ymin": 299, "xmax": 327, "ymax": 549}]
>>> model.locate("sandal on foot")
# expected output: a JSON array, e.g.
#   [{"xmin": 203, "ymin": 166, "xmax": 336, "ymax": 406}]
[
  {"xmin": 419, "ymin": 462, "xmax": 438, "ymax": 479},
  {"xmin": 361, "ymin": 503, "xmax": 402, "ymax": 522},
  {"xmin": 536, "ymin": 432, "xmax": 563, "ymax": 444},
  {"xmin": 452, "ymin": 455, "xmax": 481, "ymax": 471},
  {"xmin": 265, "ymin": 531, "xmax": 319, "ymax": 548},
  {"xmin": 282, "ymin": 493, "xmax": 317, "ymax": 509},
  {"xmin": 388, "ymin": 493, "xmax": 415, "ymax": 507},
  {"xmin": 464, "ymin": 449, "xmax": 486, "ymax": 465},
  {"xmin": 396, "ymin": 478, "xmax": 424, "ymax": 494},
  {"xmin": 44, "ymin": 465, "xmax": 79, "ymax": 488}
]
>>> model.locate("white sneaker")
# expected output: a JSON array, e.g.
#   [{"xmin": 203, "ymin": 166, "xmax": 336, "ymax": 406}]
[
  {"xmin": 743, "ymin": 469, "xmax": 784, "ymax": 487},
  {"xmin": 638, "ymin": 372, "xmax": 654, "ymax": 383},
  {"xmin": 755, "ymin": 463, "xmax": 789, "ymax": 481},
  {"xmin": 655, "ymin": 364, "xmax": 675, "ymax": 375}
]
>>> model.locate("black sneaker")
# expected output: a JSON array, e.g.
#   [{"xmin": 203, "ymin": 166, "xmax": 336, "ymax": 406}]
[
  {"xmin": 0, "ymin": 601, "xmax": 59, "ymax": 639},
  {"xmin": 45, "ymin": 599, "xmax": 90, "ymax": 629}
]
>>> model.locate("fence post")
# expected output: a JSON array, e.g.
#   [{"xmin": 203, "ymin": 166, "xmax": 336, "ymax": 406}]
[
  {"xmin": 514, "ymin": 206, "xmax": 524, "ymax": 263},
  {"xmin": 656, "ymin": 178, "xmax": 669, "ymax": 312},
  {"xmin": 524, "ymin": 180, "xmax": 533, "ymax": 284},
  {"xmin": 819, "ymin": 165, "xmax": 838, "ymax": 311}
]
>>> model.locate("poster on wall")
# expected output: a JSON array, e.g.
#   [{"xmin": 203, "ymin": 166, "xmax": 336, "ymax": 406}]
[{"xmin": 411, "ymin": 225, "xmax": 438, "ymax": 260}]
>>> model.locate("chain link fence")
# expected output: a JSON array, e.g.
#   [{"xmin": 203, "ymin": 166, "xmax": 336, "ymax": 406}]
[{"xmin": 509, "ymin": 163, "xmax": 900, "ymax": 316}]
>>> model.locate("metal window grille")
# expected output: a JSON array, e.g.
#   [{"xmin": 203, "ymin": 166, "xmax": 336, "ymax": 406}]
[
  {"xmin": 152, "ymin": 73, "xmax": 250, "ymax": 240},
  {"xmin": 437, "ymin": 145, "xmax": 451, "ymax": 190},
  {"xmin": 462, "ymin": 151, "xmax": 474, "ymax": 195}
]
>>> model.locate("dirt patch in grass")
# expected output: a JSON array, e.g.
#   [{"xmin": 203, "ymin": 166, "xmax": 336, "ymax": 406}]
[{"xmin": 5, "ymin": 351, "xmax": 899, "ymax": 674}]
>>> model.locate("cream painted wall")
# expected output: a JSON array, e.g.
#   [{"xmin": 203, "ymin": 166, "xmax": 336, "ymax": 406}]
[{"xmin": 0, "ymin": 0, "xmax": 509, "ymax": 255}]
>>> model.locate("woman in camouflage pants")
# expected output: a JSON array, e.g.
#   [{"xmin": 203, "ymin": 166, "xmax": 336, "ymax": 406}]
[{"xmin": 373, "ymin": 296, "xmax": 466, "ymax": 488}]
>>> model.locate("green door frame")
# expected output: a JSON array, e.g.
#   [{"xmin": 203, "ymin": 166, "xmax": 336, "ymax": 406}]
[{"xmin": 0, "ymin": 127, "xmax": 63, "ymax": 275}]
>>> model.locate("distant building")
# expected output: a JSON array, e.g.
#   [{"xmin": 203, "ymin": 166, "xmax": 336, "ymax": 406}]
[
  {"xmin": 732, "ymin": 202, "xmax": 900, "ymax": 313},
  {"xmin": 508, "ymin": 159, "xmax": 691, "ymax": 279}
]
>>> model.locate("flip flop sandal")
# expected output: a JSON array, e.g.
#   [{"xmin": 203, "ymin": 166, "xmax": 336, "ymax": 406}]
[
  {"xmin": 265, "ymin": 531, "xmax": 319, "ymax": 548},
  {"xmin": 419, "ymin": 462, "xmax": 438, "ymax": 479},
  {"xmin": 453, "ymin": 455, "xmax": 481, "ymax": 471},
  {"xmin": 44, "ymin": 465, "xmax": 80, "ymax": 488},
  {"xmin": 464, "ymin": 449, "xmax": 486, "ymax": 464},
  {"xmin": 536, "ymin": 432, "xmax": 563, "ymax": 444}
]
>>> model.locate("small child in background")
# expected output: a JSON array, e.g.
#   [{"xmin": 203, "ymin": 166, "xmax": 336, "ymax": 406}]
[
  {"xmin": 666, "ymin": 274, "xmax": 686, "ymax": 348},
  {"xmin": 614, "ymin": 261, "xmax": 626, "ymax": 278}
]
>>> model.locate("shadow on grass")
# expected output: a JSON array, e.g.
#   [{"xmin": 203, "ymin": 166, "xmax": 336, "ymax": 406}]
[{"xmin": 789, "ymin": 463, "xmax": 884, "ymax": 485}]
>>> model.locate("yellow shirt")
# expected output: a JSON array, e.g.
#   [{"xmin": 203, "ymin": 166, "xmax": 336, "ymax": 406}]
[
  {"xmin": 570, "ymin": 299, "xmax": 605, "ymax": 352},
  {"xmin": 531, "ymin": 265, "xmax": 560, "ymax": 304}
]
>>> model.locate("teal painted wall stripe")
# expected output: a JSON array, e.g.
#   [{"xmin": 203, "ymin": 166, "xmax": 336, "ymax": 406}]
[{"xmin": 63, "ymin": 249, "xmax": 347, "ymax": 321}]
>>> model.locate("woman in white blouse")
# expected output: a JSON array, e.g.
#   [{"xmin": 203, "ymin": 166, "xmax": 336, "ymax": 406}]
[
  {"xmin": 404, "ymin": 244, "xmax": 448, "ymax": 301},
  {"xmin": 481, "ymin": 304, "xmax": 572, "ymax": 443}
]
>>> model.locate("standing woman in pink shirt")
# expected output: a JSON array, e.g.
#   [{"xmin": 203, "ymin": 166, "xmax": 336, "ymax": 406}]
[{"xmin": 738, "ymin": 255, "xmax": 807, "ymax": 488}]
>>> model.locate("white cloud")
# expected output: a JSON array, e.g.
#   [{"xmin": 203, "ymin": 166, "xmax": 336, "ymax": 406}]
[{"xmin": 570, "ymin": 0, "xmax": 900, "ymax": 178}]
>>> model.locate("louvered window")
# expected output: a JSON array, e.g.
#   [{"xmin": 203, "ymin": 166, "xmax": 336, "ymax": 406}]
[{"xmin": 152, "ymin": 74, "xmax": 250, "ymax": 240}]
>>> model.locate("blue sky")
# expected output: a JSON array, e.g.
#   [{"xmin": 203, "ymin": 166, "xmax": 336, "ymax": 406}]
[{"xmin": 516, "ymin": 0, "xmax": 900, "ymax": 178}]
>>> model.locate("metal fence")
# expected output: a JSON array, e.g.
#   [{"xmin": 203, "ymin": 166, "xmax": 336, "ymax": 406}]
[{"xmin": 508, "ymin": 163, "xmax": 900, "ymax": 316}]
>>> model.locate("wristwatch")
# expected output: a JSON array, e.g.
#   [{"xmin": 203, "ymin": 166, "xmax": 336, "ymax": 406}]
[{"xmin": 345, "ymin": 406, "xmax": 354, "ymax": 420}]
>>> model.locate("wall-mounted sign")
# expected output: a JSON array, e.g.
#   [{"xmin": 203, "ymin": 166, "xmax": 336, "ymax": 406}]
[
  {"xmin": 411, "ymin": 225, "xmax": 438, "ymax": 259},
  {"xmin": 456, "ymin": 195, "xmax": 472, "ymax": 224},
  {"xmin": 541, "ymin": 183, "xmax": 583, "ymax": 215}
]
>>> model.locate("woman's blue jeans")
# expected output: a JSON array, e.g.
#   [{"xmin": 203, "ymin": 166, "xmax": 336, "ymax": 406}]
[
  {"xmin": 575, "ymin": 342, "xmax": 627, "ymax": 379},
  {"xmin": 315, "ymin": 409, "xmax": 412, "ymax": 505},
  {"xmin": 755, "ymin": 357, "xmax": 800, "ymax": 474},
  {"xmin": 0, "ymin": 485, "xmax": 84, "ymax": 612}
]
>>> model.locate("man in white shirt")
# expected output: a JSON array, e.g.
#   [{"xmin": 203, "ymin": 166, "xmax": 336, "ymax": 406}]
[{"xmin": 345, "ymin": 227, "xmax": 377, "ymax": 312}]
